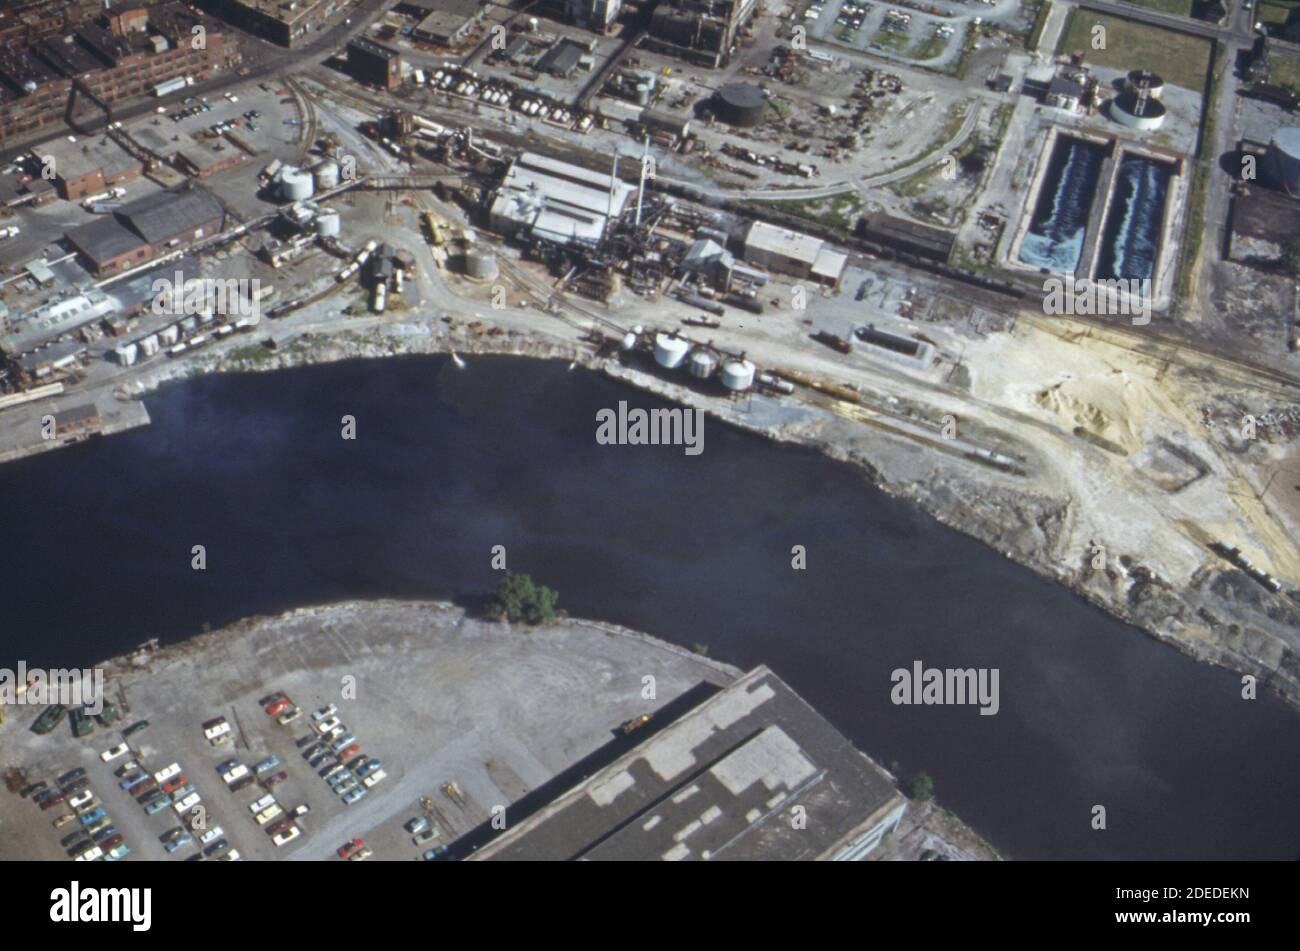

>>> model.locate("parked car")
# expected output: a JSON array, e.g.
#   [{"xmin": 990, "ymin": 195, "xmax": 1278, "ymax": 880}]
[
  {"xmin": 315, "ymin": 715, "xmax": 341, "ymax": 734},
  {"xmin": 199, "ymin": 826, "xmax": 224, "ymax": 845},
  {"xmin": 312, "ymin": 704, "xmax": 338, "ymax": 722},
  {"xmin": 229, "ymin": 773, "xmax": 257, "ymax": 793},
  {"xmin": 254, "ymin": 755, "xmax": 281, "ymax": 774},
  {"xmin": 356, "ymin": 759, "xmax": 382, "ymax": 778},
  {"xmin": 277, "ymin": 707, "xmax": 300, "ymax": 725},
  {"xmin": 99, "ymin": 742, "xmax": 128, "ymax": 762},
  {"xmin": 337, "ymin": 837, "xmax": 364, "ymax": 859},
  {"xmin": 258, "ymin": 691, "xmax": 287, "ymax": 707},
  {"xmin": 362, "ymin": 769, "xmax": 387, "ymax": 789},
  {"xmin": 335, "ymin": 743, "xmax": 361, "ymax": 763},
  {"xmin": 341, "ymin": 787, "xmax": 367, "ymax": 805},
  {"xmin": 163, "ymin": 833, "xmax": 193, "ymax": 853},
  {"xmin": 216, "ymin": 758, "xmax": 240, "ymax": 774},
  {"xmin": 405, "ymin": 816, "xmax": 430, "ymax": 835},
  {"xmin": 145, "ymin": 796, "xmax": 173, "ymax": 816},
  {"xmin": 422, "ymin": 845, "xmax": 451, "ymax": 861},
  {"xmin": 263, "ymin": 771, "xmax": 288, "ymax": 788},
  {"xmin": 202, "ymin": 839, "xmax": 230, "ymax": 858},
  {"xmin": 39, "ymin": 791, "xmax": 67, "ymax": 810},
  {"xmin": 271, "ymin": 826, "xmax": 300, "ymax": 847},
  {"xmin": 113, "ymin": 761, "xmax": 139, "ymax": 779},
  {"xmin": 349, "ymin": 846, "xmax": 372, "ymax": 861},
  {"xmin": 330, "ymin": 734, "xmax": 355, "ymax": 753},
  {"xmin": 53, "ymin": 813, "xmax": 77, "ymax": 829},
  {"xmin": 57, "ymin": 767, "xmax": 87, "ymax": 787},
  {"xmin": 122, "ymin": 720, "xmax": 149, "ymax": 738},
  {"xmin": 161, "ymin": 775, "xmax": 189, "ymax": 794}
]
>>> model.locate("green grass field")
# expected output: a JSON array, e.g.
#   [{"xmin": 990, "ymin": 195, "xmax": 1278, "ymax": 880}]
[
  {"xmin": 1056, "ymin": 11, "xmax": 1212, "ymax": 91},
  {"xmin": 1268, "ymin": 52, "xmax": 1300, "ymax": 89}
]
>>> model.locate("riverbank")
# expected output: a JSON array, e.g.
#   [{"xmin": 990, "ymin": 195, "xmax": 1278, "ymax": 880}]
[
  {"xmin": 97, "ymin": 316, "xmax": 1300, "ymax": 716},
  {"xmin": 0, "ymin": 599, "xmax": 995, "ymax": 861}
]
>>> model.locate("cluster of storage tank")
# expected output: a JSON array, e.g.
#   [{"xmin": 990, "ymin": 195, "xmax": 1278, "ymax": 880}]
[
  {"xmin": 272, "ymin": 159, "xmax": 343, "ymax": 203},
  {"xmin": 422, "ymin": 66, "xmax": 592, "ymax": 131},
  {"xmin": 641, "ymin": 329, "xmax": 756, "ymax": 393}
]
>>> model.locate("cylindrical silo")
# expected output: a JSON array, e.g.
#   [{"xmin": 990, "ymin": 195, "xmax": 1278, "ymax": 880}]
[
  {"xmin": 719, "ymin": 357, "xmax": 756, "ymax": 391},
  {"xmin": 620, "ymin": 331, "xmax": 638, "ymax": 351},
  {"xmin": 654, "ymin": 332, "xmax": 690, "ymax": 369},
  {"xmin": 463, "ymin": 249, "xmax": 497, "ymax": 280},
  {"xmin": 315, "ymin": 208, "xmax": 341, "ymax": 238},
  {"xmin": 313, "ymin": 159, "xmax": 340, "ymax": 190},
  {"xmin": 687, "ymin": 348, "xmax": 717, "ymax": 379},
  {"xmin": 277, "ymin": 166, "xmax": 315, "ymax": 202}
]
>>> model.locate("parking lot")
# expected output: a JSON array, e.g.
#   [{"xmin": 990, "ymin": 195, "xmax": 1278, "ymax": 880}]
[{"xmin": 0, "ymin": 600, "xmax": 737, "ymax": 861}]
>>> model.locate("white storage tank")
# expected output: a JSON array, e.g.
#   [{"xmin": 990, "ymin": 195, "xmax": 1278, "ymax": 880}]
[
  {"xmin": 620, "ymin": 331, "xmax": 638, "ymax": 351},
  {"xmin": 687, "ymin": 348, "xmax": 717, "ymax": 379},
  {"xmin": 654, "ymin": 332, "xmax": 690, "ymax": 369},
  {"xmin": 719, "ymin": 357, "xmax": 756, "ymax": 391},
  {"xmin": 159, "ymin": 325, "xmax": 179, "ymax": 345},
  {"xmin": 139, "ymin": 334, "xmax": 160, "ymax": 357},
  {"xmin": 113, "ymin": 342, "xmax": 138, "ymax": 366},
  {"xmin": 464, "ymin": 249, "xmax": 497, "ymax": 280},
  {"xmin": 277, "ymin": 166, "xmax": 314, "ymax": 202},
  {"xmin": 313, "ymin": 159, "xmax": 340, "ymax": 190},
  {"xmin": 315, "ymin": 208, "xmax": 341, "ymax": 238}
]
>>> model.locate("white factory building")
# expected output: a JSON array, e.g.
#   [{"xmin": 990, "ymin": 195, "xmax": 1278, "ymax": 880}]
[
  {"xmin": 743, "ymin": 221, "xmax": 848, "ymax": 287},
  {"xmin": 489, "ymin": 152, "xmax": 636, "ymax": 248}
]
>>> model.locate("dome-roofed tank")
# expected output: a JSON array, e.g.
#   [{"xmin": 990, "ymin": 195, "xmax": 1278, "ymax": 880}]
[
  {"xmin": 277, "ymin": 165, "xmax": 314, "ymax": 202},
  {"xmin": 313, "ymin": 159, "xmax": 341, "ymax": 190},
  {"xmin": 654, "ymin": 332, "xmax": 690, "ymax": 369},
  {"xmin": 719, "ymin": 357, "xmax": 756, "ymax": 391},
  {"xmin": 315, "ymin": 208, "xmax": 340, "ymax": 237},
  {"xmin": 687, "ymin": 348, "xmax": 717, "ymax": 379}
]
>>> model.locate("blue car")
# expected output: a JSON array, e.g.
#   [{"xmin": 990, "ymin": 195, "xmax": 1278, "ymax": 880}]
[
  {"xmin": 79, "ymin": 807, "xmax": 106, "ymax": 825},
  {"xmin": 254, "ymin": 755, "xmax": 281, "ymax": 774},
  {"xmin": 144, "ymin": 796, "xmax": 172, "ymax": 816},
  {"xmin": 163, "ymin": 833, "xmax": 193, "ymax": 853},
  {"xmin": 118, "ymin": 772, "xmax": 146, "ymax": 790}
]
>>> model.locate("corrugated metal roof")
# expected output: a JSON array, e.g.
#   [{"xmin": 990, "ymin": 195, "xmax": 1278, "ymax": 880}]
[
  {"xmin": 121, "ymin": 185, "xmax": 223, "ymax": 243},
  {"xmin": 745, "ymin": 220, "xmax": 823, "ymax": 265}
]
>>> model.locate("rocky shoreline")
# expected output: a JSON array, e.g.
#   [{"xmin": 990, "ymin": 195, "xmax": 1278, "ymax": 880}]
[{"xmin": 107, "ymin": 318, "xmax": 1300, "ymax": 714}]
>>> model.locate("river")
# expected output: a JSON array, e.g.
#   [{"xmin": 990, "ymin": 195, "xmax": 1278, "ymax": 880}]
[{"xmin": 2, "ymin": 355, "xmax": 1297, "ymax": 860}]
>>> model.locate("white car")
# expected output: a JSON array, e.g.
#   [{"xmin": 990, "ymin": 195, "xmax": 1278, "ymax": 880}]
[
  {"xmin": 255, "ymin": 803, "xmax": 284, "ymax": 826},
  {"xmin": 99, "ymin": 743, "xmax": 128, "ymax": 762},
  {"xmin": 75, "ymin": 846, "xmax": 104, "ymax": 862},
  {"xmin": 199, "ymin": 826, "xmax": 224, "ymax": 845},
  {"xmin": 173, "ymin": 792, "xmax": 202, "ymax": 813},
  {"xmin": 248, "ymin": 794, "xmax": 275, "ymax": 814},
  {"xmin": 153, "ymin": 762, "xmax": 182, "ymax": 783},
  {"xmin": 271, "ymin": 825, "xmax": 301, "ymax": 847},
  {"xmin": 362, "ymin": 769, "xmax": 387, "ymax": 788},
  {"xmin": 312, "ymin": 704, "xmax": 338, "ymax": 722},
  {"xmin": 315, "ymin": 716, "xmax": 341, "ymax": 735},
  {"xmin": 69, "ymin": 789, "xmax": 95, "ymax": 809},
  {"xmin": 219, "ymin": 849, "xmax": 241, "ymax": 861}
]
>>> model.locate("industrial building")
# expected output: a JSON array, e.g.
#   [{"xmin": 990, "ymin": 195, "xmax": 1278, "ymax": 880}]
[
  {"xmin": 646, "ymin": 0, "xmax": 758, "ymax": 68},
  {"xmin": 65, "ymin": 182, "xmax": 225, "ymax": 275},
  {"xmin": 29, "ymin": 135, "xmax": 143, "ymax": 200},
  {"xmin": 1265, "ymin": 127, "xmax": 1300, "ymax": 194},
  {"xmin": 0, "ymin": 5, "xmax": 239, "ymax": 147},
  {"xmin": 488, "ymin": 151, "xmax": 635, "ymax": 248},
  {"xmin": 346, "ymin": 36, "xmax": 403, "ymax": 91},
  {"xmin": 206, "ymin": 0, "xmax": 337, "ymax": 47},
  {"xmin": 537, "ymin": 38, "xmax": 586, "ymax": 79},
  {"xmin": 404, "ymin": 0, "xmax": 486, "ymax": 46},
  {"xmin": 469, "ymin": 666, "xmax": 908, "ymax": 861},
  {"xmin": 744, "ymin": 220, "xmax": 847, "ymax": 286}
]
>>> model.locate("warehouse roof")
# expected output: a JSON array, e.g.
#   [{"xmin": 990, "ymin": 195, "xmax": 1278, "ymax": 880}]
[
  {"xmin": 31, "ymin": 136, "xmax": 141, "ymax": 183},
  {"xmin": 470, "ymin": 666, "xmax": 904, "ymax": 861},
  {"xmin": 744, "ymin": 220, "xmax": 824, "ymax": 265},
  {"xmin": 120, "ymin": 184, "xmax": 224, "ymax": 243}
]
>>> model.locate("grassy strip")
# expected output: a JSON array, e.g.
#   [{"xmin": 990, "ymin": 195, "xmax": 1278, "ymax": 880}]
[
  {"xmin": 1026, "ymin": 1, "xmax": 1052, "ymax": 52},
  {"xmin": 1175, "ymin": 40, "xmax": 1223, "ymax": 307}
]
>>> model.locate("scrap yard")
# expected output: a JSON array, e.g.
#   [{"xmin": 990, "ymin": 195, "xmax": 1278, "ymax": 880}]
[{"xmin": 0, "ymin": 0, "xmax": 1298, "ymax": 868}]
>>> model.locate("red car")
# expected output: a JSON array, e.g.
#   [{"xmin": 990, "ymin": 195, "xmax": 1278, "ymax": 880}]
[
  {"xmin": 257, "ymin": 691, "xmax": 286, "ymax": 707},
  {"xmin": 337, "ymin": 837, "xmax": 364, "ymax": 859},
  {"xmin": 99, "ymin": 833, "xmax": 124, "ymax": 850},
  {"xmin": 161, "ymin": 775, "xmax": 188, "ymax": 794},
  {"xmin": 263, "ymin": 771, "xmax": 288, "ymax": 788},
  {"xmin": 127, "ymin": 777, "xmax": 156, "ymax": 797},
  {"xmin": 265, "ymin": 698, "xmax": 292, "ymax": 716},
  {"xmin": 266, "ymin": 816, "xmax": 294, "ymax": 837},
  {"xmin": 335, "ymin": 743, "xmax": 361, "ymax": 763},
  {"xmin": 38, "ymin": 792, "xmax": 67, "ymax": 810}
]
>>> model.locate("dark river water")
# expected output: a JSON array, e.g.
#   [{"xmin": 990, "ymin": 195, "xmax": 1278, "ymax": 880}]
[{"xmin": 3, "ymin": 355, "xmax": 1297, "ymax": 860}]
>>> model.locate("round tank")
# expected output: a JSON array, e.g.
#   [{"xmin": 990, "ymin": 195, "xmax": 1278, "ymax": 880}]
[
  {"xmin": 635, "ymin": 83, "xmax": 650, "ymax": 106},
  {"xmin": 1111, "ymin": 91, "xmax": 1166, "ymax": 131},
  {"xmin": 620, "ymin": 331, "xmax": 638, "ymax": 351},
  {"xmin": 313, "ymin": 159, "xmax": 340, "ymax": 190},
  {"xmin": 719, "ymin": 357, "xmax": 756, "ymax": 391},
  {"xmin": 315, "ymin": 208, "xmax": 341, "ymax": 237},
  {"xmin": 1267, "ymin": 127, "xmax": 1300, "ymax": 193},
  {"xmin": 712, "ymin": 83, "xmax": 766, "ymax": 127},
  {"xmin": 654, "ymin": 332, "xmax": 690, "ymax": 369},
  {"xmin": 464, "ymin": 249, "xmax": 497, "ymax": 280},
  {"xmin": 687, "ymin": 348, "xmax": 717, "ymax": 379},
  {"xmin": 277, "ymin": 166, "xmax": 314, "ymax": 202}
]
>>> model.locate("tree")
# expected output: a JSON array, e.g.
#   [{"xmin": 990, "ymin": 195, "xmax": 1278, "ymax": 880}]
[
  {"xmin": 908, "ymin": 772, "xmax": 935, "ymax": 801},
  {"xmin": 487, "ymin": 572, "xmax": 559, "ymax": 625}
]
